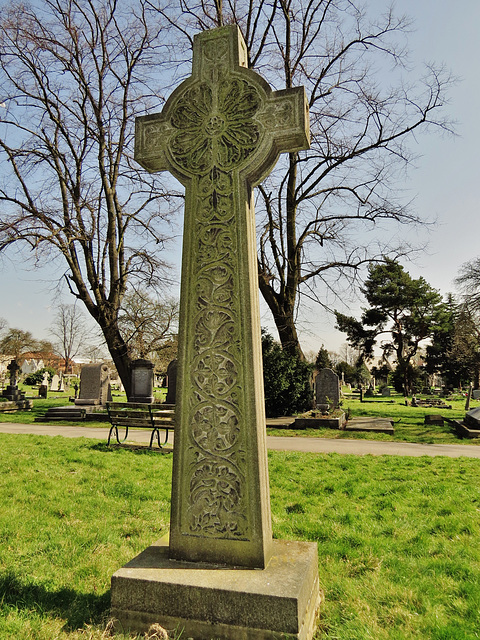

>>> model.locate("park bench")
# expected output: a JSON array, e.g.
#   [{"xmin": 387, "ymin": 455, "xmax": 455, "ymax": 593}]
[{"xmin": 106, "ymin": 402, "xmax": 175, "ymax": 449}]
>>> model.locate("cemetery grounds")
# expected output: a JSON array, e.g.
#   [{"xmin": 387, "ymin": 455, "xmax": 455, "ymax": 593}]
[{"xmin": 0, "ymin": 389, "xmax": 479, "ymax": 639}]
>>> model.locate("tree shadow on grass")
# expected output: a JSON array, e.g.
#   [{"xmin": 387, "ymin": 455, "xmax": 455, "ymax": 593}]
[
  {"xmin": 89, "ymin": 442, "xmax": 171, "ymax": 455},
  {"xmin": 0, "ymin": 570, "xmax": 110, "ymax": 631}
]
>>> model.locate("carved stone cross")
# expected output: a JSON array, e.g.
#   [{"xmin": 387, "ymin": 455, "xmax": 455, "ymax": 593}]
[
  {"xmin": 135, "ymin": 25, "xmax": 309, "ymax": 569},
  {"xmin": 7, "ymin": 359, "xmax": 20, "ymax": 387}
]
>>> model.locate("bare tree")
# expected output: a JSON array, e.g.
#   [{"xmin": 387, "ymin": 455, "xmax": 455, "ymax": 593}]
[
  {"xmin": 155, "ymin": 0, "xmax": 454, "ymax": 358},
  {"xmin": 50, "ymin": 302, "xmax": 90, "ymax": 373},
  {"xmin": 0, "ymin": 0, "xmax": 181, "ymax": 395},
  {"xmin": 455, "ymin": 258, "xmax": 480, "ymax": 312},
  {"xmin": 118, "ymin": 289, "xmax": 178, "ymax": 361}
]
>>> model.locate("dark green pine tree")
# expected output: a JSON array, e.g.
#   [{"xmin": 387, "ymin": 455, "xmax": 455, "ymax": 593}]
[
  {"xmin": 315, "ymin": 345, "xmax": 332, "ymax": 370},
  {"xmin": 335, "ymin": 259, "xmax": 447, "ymax": 395}
]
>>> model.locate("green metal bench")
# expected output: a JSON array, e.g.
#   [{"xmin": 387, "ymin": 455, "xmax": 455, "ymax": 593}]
[{"xmin": 106, "ymin": 402, "xmax": 175, "ymax": 448}]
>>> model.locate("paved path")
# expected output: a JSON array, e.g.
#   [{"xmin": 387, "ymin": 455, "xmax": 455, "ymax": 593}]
[{"xmin": 1, "ymin": 422, "xmax": 480, "ymax": 458}]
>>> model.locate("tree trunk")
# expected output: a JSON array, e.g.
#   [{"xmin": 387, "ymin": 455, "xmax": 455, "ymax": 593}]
[
  {"xmin": 258, "ymin": 274, "xmax": 304, "ymax": 360},
  {"xmin": 101, "ymin": 323, "xmax": 133, "ymax": 399}
]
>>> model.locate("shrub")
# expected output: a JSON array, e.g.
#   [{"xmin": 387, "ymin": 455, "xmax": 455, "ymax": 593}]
[
  {"xmin": 24, "ymin": 366, "xmax": 56, "ymax": 385},
  {"xmin": 262, "ymin": 331, "xmax": 314, "ymax": 417}
]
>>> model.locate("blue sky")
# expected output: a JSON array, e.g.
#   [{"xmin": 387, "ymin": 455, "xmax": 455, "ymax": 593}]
[{"xmin": 1, "ymin": 1, "xmax": 479, "ymax": 356}]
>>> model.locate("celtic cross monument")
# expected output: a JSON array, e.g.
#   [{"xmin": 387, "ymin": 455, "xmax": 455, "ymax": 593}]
[{"xmin": 111, "ymin": 25, "xmax": 321, "ymax": 639}]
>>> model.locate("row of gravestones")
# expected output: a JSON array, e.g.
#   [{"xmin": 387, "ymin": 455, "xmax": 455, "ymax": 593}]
[
  {"xmin": 74, "ymin": 358, "xmax": 178, "ymax": 406},
  {"xmin": 1, "ymin": 356, "xmax": 177, "ymax": 405}
]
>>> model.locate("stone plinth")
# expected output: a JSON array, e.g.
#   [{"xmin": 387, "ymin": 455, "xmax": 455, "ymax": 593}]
[
  {"xmin": 2, "ymin": 386, "xmax": 25, "ymax": 401},
  {"xmin": 111, "ymin": 537, "xmax": 321, "ymax": 640}
]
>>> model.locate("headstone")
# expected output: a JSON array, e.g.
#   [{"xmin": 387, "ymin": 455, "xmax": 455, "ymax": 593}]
[
  {"xmin": 315, "ymin": 368, "xmax": 340, "ymax": 408},
  {"xmin": 7, "ymin": 359, "xmax": 20, "ymax": 387},
  {"xmin": 463, "ymin": 406, "xmax": 480, "ymax": 431},
  {"xmin": 2, "ymin": 359, "xmax": 24, "ymax": 401},
  {"xmin": 42, "ymin": 372, "xmax": 49, "ymax": 386},
  {"xmin": 111, "ymin": 25, "xmax": 320, "ymax": 640},
  {"xmin": 58, "ymin": 374, "xmax": 65, "ymax": 392},
  {"xmin": 424, "ymin": 414, "xmax": 444, "ymax": 426},
  {"xmin": 75, "ymin": 363, "xmax": 112, "ymax": 405},
  {"xmin": 473, "ymin": 389, "xmax": 480, "ymax": 400},
  {"xmin": 164, "ymin": 359, "xmax": 177, "ymax": 404},
  {"xmin": 38, "ymin": 384, "xmax": 48, "ymax": 399},
  {"xmin": 465, "ymin": 383, "xmax": 473, "ymax": 411},
  {"xmin": 130, "ymin": 359, "xmax": 154, "ymax": 403},
  {"xmin": 50, "ymin": 374, "xmax": 60, "ymax": 391},
  {"xmin": 381, "ymin": 387, "xmax": 391, "ymax": 397}
]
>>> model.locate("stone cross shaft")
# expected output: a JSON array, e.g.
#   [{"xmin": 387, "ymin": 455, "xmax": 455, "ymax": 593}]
[{"xmin": 135, "ymin": 25, "xmax": 309, "ymax": 569}]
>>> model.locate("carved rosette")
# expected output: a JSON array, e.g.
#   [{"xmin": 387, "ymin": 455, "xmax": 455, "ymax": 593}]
[
  {"xmin": 168, "ymin": 59, "xmax": 264, "ymax": 539},
  {"xmin": 170, "ymin": 76, "xmax": 261, "ymax": 174}
]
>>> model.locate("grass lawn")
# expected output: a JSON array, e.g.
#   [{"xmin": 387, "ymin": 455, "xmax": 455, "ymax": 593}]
[{"xmin": 1, "ymin": 434, "xmax": 479, "ymax": 639}]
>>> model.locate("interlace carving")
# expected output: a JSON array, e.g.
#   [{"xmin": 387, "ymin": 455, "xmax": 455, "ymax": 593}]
[
  {"xmin": 187, "ymin": 165, "xmax": 247, "ymax": 538},
  {"xmin": 134, "ymin": 24, "xmax": 310, "ymax": 564}
]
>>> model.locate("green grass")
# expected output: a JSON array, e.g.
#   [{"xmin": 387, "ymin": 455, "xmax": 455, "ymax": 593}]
[
  {"xmin": 1, "ymin": 434, "xmax": 479, "ymax": 639},
  {"xmin": 0, "ymin": 434, "xmax": 171, "ymax": 639}
]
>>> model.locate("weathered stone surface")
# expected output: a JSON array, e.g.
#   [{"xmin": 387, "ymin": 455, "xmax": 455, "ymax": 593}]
[
  {"xmin": 75, "ymin": 363, "xmax": 111, "ymax": 405},
  {"xmin": 136, "ymin": 24, "xmax": 309, "ymax": 569},
  {"xmin": 164, "ymin": 359, "xmax": 177, "ymax": 404},
  {"xmin": 111, "ymin": 537, "xmax": 321, "ymax": 640},
  {"xmin": 345, "ymin": 417, "xmax": 394, "ymax": 435},
  {"xmin": 315, "ymin": 368, "xmax": 340, "ymax": 408},
  {"xmin": 112, "ymin": 24, "xmax": 319, "ymax": 640},
  {"xmin": 130, "ymin": 359, "xmax": 154, "ymax": 403},
  {"xmin": 294, "ymin": 413, "xmax": 346, "ymax": 429}
]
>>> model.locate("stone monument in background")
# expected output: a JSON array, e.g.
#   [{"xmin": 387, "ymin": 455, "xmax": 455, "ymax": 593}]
[
  {"xmin": 111, "ymin": 25, "xmax": 320, "ymax": 639},
  {"xmin": 129, "ymin": 358, "xmax": 154, "ymax": 403},
  {"xmin": 75, "ymin": 363, "xmax": 111, "ymax": 405},
  {"xmin": 164, "ymin": 358, "xmax": 177, "ymax": 404},
  {"xmin": 315, "ymin": 367, "xmax": 340, "ymax": 409},
  {"xmin": 2, "ymin": 359, "xmax": 25, "ymax": 401}
]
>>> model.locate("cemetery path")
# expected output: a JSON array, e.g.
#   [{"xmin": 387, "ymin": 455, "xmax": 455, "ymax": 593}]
[{"xmin": 1, "ymin": 422, "xmax": 480, "ymax": 458}]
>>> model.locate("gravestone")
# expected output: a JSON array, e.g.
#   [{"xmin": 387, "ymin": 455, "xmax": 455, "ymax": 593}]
[
  {"xmin": 164, "ymin": 359, "xmax": 177, "ymax": 404},
  {"xmin": 50, "ymin": 374, "xmax": 60, "ymax": 391},
  {"xmin": 2, "ymin": 360, "xmax": 24, "ymax": 401},
  {"xmin": 39, "ymin": 371, "xmax": 49, "ymax": 398},
  {"xmin": 130, "ymin": 359, "xmax": 154, "ymax": 403},
  {"xmin": 38, "ymin": 384, "xmax": 48, "ymax": 399},
  {"xmin": 315, "ymin": 368, "xmax": 340, "ymax": 409},
  {"xmin": 111, "ymin": 24, "xmax": 320, "ymax": 640},
  {"xmin": 382, "ymin": 387, "xmax": 391, "ymax": 397},
  {"xmin": 75, "ymin": 363, "xmax": 112, "ymax": 405},
  {"xmin": 472, "ymin": 389, "xmax": 480, "ymax": 400}
]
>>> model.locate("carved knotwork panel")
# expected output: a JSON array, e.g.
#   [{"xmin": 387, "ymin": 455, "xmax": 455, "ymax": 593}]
[{"xmin": 184, "ymin": 167, "xmax": 248, "ymax": 539}]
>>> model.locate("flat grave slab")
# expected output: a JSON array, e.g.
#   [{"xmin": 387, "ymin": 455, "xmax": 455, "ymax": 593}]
[{"xmin": 344, "ymin": 417, "xmax": 394, "ymax": 435}]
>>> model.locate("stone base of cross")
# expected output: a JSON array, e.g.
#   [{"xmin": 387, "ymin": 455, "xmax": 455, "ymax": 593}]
[{"xmin": 111, "ymin": 24, "xmax": 321, "ymax": 639}]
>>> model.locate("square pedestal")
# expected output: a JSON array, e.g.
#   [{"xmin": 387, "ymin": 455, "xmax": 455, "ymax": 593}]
[{"xmin": 111, "ymin": 538, "xmax": 321, "ymax": 640}]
